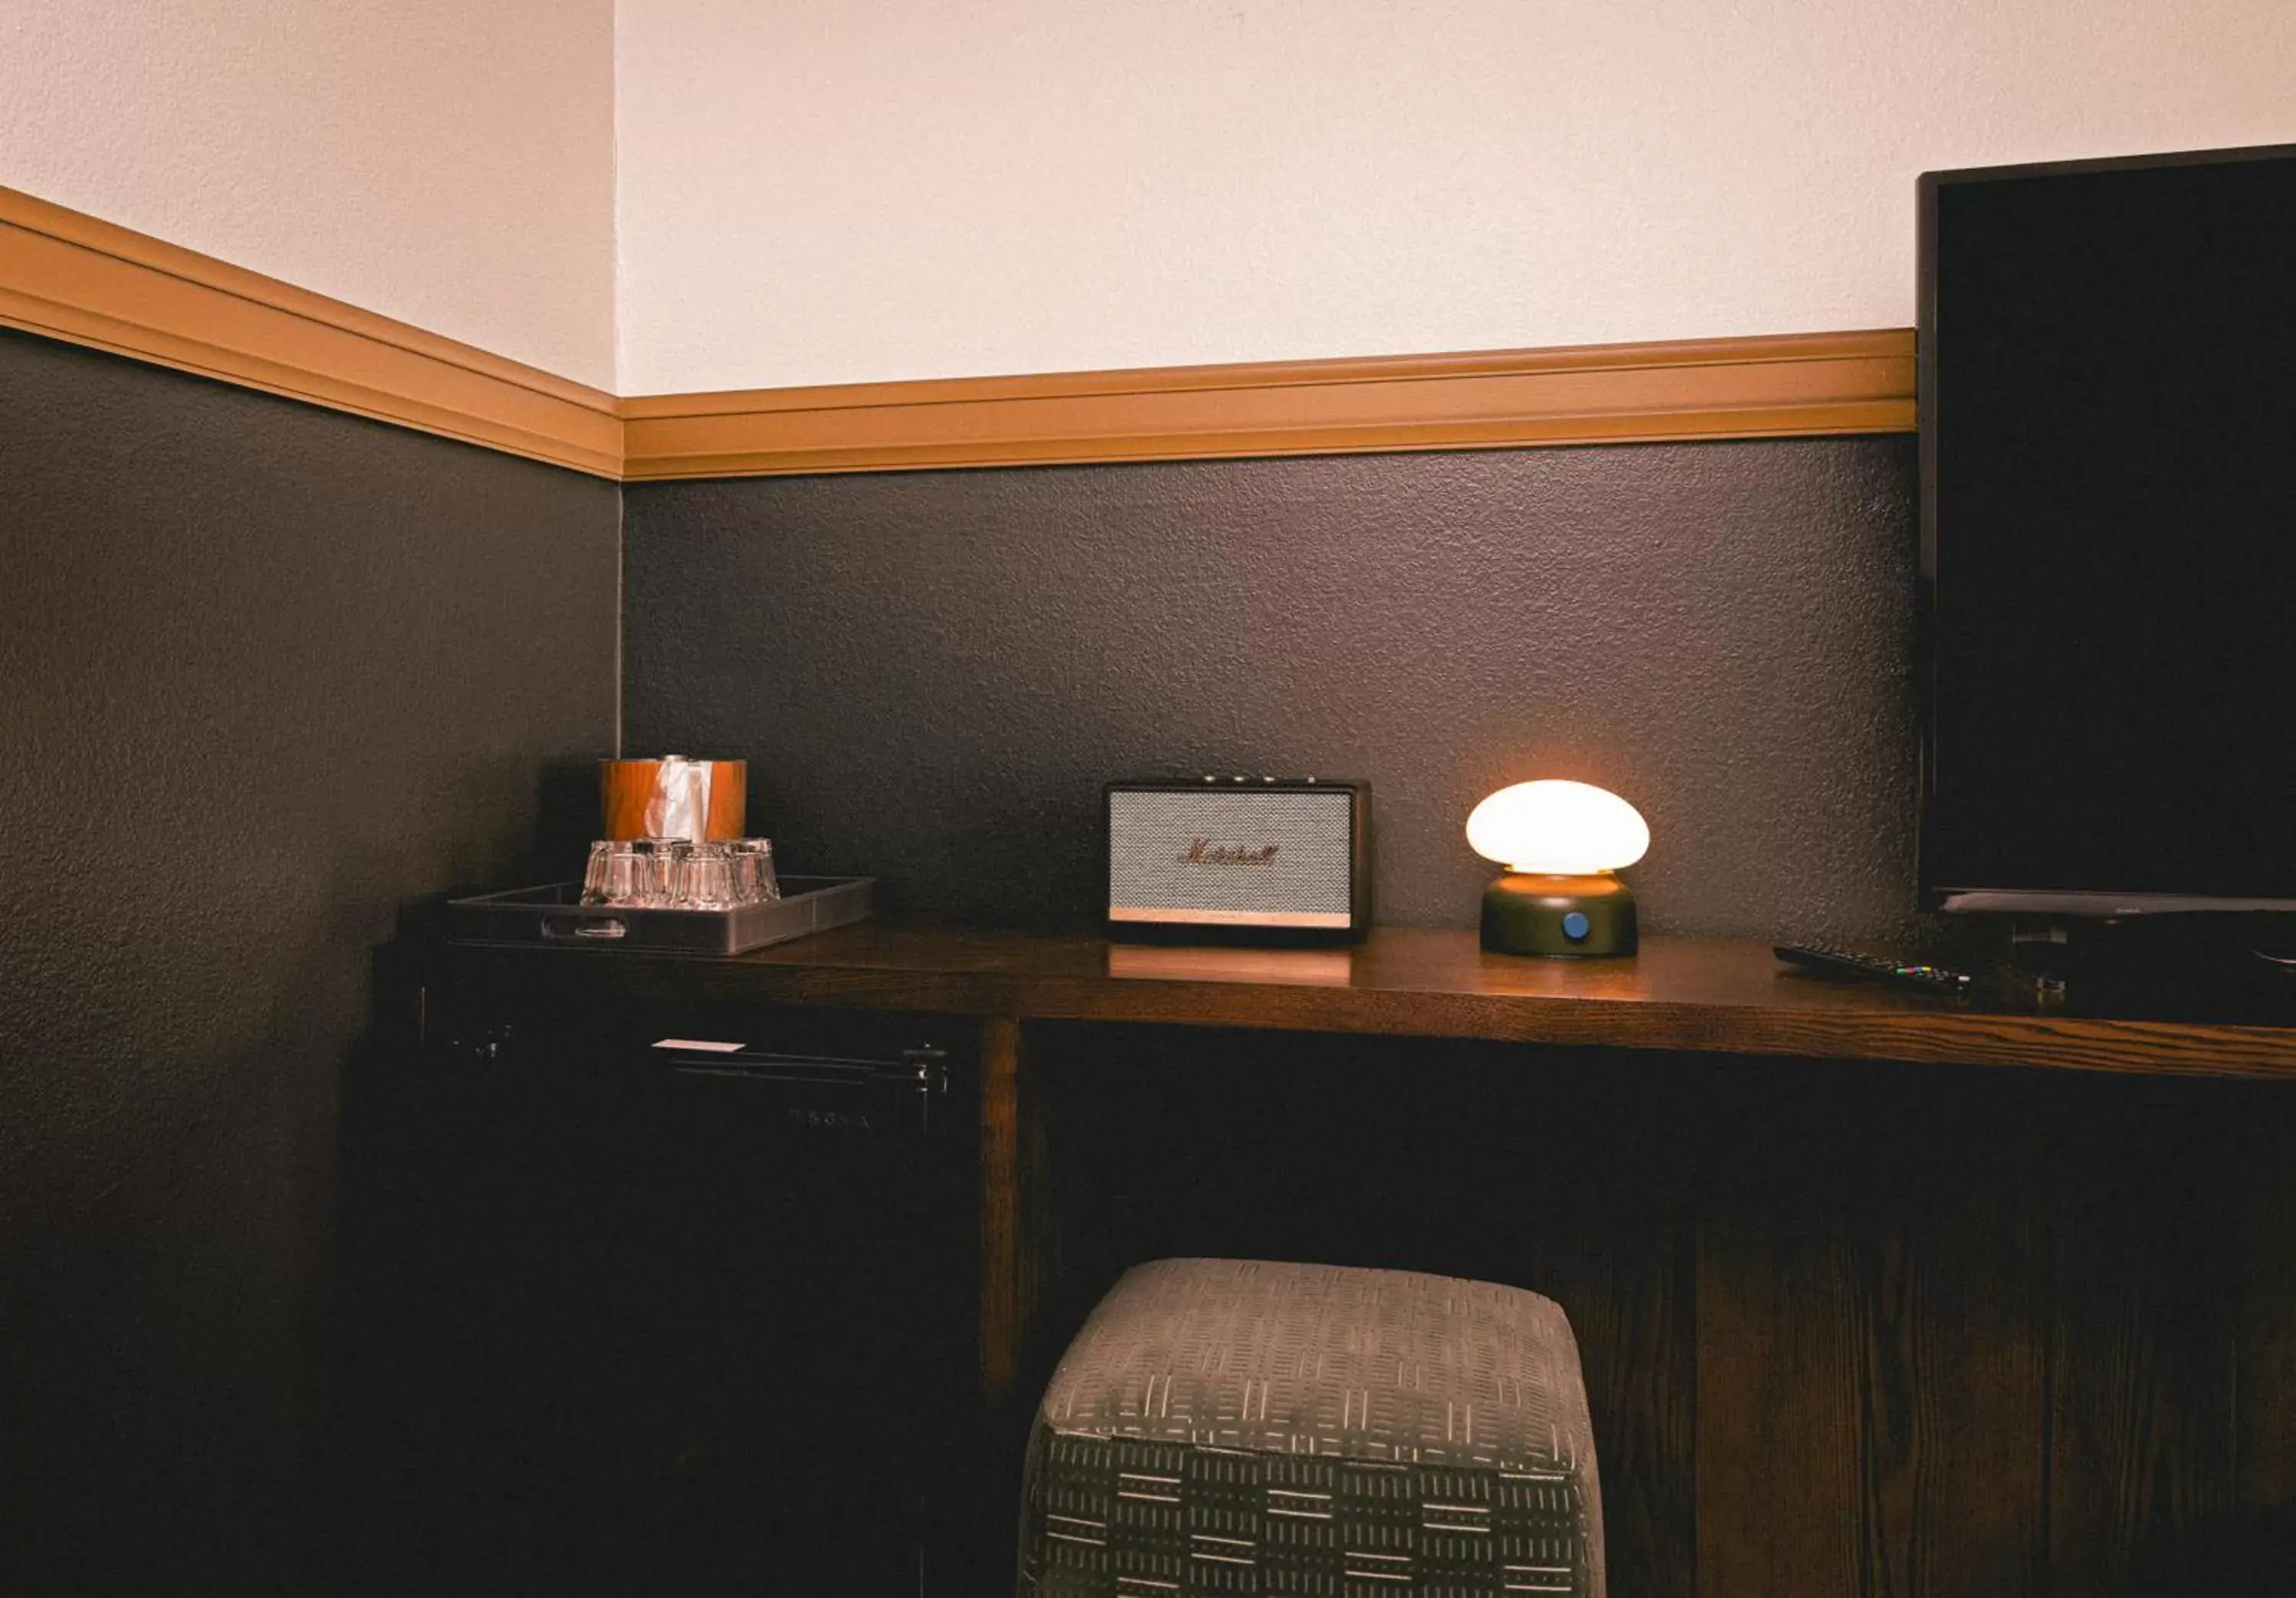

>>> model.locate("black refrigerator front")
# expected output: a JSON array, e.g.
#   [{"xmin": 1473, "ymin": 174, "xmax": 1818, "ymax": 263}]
[{"xmin": 345, "ymin": 988, "xmax": 977, "ymax": 1596}]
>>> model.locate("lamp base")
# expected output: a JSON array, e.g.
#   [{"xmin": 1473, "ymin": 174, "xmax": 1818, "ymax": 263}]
[{"xmin": 1480, "ymin": 872, "xmax": 1638, "ymax": 957}]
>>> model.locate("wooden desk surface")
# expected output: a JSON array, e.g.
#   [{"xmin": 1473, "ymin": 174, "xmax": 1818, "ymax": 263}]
[
  {"xmin": 426, "ymin": 921, "xmax": 2296, "ymax": 1595},
  {"xmin": 445, "ymin": 922, "xmax": 2296, "ymax": 1081}
]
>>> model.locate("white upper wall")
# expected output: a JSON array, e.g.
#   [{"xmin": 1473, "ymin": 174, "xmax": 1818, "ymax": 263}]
[
  {"xmin": 615, "ymin": 0, "xmax": 2296, "ymax": 394},
  {"xmin": 1, "ymin": 0, "xmax": 617, "ymax": 389},
  {"xmin": 5, "ymin": 2, "xmax": 2287, "ymax": 396}
]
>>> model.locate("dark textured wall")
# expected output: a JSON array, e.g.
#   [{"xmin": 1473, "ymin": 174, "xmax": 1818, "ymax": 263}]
[
  {"xmin": 0, "ymin": 330, "xmax": 619, "ymax": 1593},
  {"xmin": 624, "ymin": 440, "xmax": 1919, "ymax": 938}
]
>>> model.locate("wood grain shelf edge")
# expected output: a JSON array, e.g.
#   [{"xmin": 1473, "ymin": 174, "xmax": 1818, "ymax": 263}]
[{"xmin": 440, "ymin": 928, "xmax": 2296, "ymax": 1081}]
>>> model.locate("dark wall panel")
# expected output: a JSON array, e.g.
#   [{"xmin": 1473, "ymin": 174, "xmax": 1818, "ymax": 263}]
[
  {"xmin": 0, "ymin": 330, "xmax": 618, "ymax": 1593},
  {"xmin": 624, "ymin": 440, "xmax": 1919, "ymax": 938}
]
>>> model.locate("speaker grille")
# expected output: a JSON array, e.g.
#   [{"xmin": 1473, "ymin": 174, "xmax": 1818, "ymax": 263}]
[{"xmin": 1108, "ymin": 788, "xmax": 1355, "ymax": 926}]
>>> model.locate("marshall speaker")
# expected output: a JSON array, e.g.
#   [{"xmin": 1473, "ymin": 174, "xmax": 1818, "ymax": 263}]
[{"xmin": 1104, "ymin": 778, "xmax": 1371, "ymax": 943}]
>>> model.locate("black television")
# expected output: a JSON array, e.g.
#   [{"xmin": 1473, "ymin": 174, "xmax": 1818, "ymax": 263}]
[{"xmin": 1918, "ymin": 142, "xmax": 2296, "ymax": 916}]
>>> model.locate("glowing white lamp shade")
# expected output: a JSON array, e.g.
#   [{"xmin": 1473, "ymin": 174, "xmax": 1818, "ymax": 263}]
[
  {"xmin": 1466, "ymin": 780, "xmax": 1649, "ymax": 875},
  {"xmin": 1466, "ymin": 779, "xmax": 1649, "ymax": 957}
]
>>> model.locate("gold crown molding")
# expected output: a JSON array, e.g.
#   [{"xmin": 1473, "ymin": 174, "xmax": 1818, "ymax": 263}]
[
  {"xmin": 1, "ymin": 185, "xmax": 1913, "ymax": 482},
  {"xmin": 616, "ymin": 330, "xmax": 1915, "ymax": 480},
  {"xmin": 0, "ymin": 185, "xmax": 621, "ymax": 478}
]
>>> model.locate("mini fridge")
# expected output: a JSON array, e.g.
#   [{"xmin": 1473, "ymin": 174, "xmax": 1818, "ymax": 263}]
[{"xmin": 343, "ymin": 971, "xmax": 977, "ymax": 1596}]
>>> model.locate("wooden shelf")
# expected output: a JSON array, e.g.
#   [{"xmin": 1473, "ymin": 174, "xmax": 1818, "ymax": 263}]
[{"xmin": 442, "ymin": 923, "xmax": 2296, "ymax": 1081}]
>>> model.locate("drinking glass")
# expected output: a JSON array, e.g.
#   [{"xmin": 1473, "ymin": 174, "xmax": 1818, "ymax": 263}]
[
  {"xmin": 730, "ymin": 838, "xmax": 781, "ymax": 903},
  {"xmin": 633, "ymin": 837, "xmax": 689, "ymax": 903},
  {"xmin": 581, "ymin": 840, "xmax": 614, "ymax": 905},
  {"xmin": 673, "ymin": 841, "xmax": 739, "ymax": 910},
  {"xmin": 582, "ymin": 841, "xmax": 659, "ymax": 906}
]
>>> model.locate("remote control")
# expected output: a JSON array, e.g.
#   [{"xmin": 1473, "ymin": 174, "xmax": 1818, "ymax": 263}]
[{"xmin": 1773, "ymin": 942, "xmax": 1976, "ymax": 997}]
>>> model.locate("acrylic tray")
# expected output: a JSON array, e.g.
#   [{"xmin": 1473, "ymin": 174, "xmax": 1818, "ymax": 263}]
[{"xmin": 446, "ymin": 875, "xmax": 875, "ymax": 956}]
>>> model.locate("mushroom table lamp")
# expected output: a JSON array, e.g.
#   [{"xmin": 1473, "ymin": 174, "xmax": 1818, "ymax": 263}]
[{"xmin": 1466, "ymin": 779, "xmax": 1649, "ymax": 957}]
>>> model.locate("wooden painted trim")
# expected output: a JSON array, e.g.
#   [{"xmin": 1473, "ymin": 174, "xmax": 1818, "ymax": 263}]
[
  {"xmin": 618, "ymin": 330, "xmax": 1916, "ymax": 480},
  {"xmin": 0, "ymin": 183, "xmax": 1913, "ymax": 482},
  {"xmin": 0, "ymin": 186, "xmax": 621, "ymax": 478}
]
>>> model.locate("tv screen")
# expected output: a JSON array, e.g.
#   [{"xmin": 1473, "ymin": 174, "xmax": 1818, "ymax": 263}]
[{"xmin": 1919, "ymin": 144, "xmax": 2296, "ymax": 912}]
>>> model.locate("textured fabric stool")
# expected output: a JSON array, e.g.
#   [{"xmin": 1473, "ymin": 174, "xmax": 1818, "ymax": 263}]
[{"xmin": 1019, "ymin": 1258, "xmax": 1604, "ymax": 1597}]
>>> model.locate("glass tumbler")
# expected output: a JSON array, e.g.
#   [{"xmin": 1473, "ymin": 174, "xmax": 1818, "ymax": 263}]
[
  {"xmin": 730, "ymin": 838, "xmax": 781, "ymax": 903},
  {"xmin": 673, "ymin": 842, "xmax": 740, "ymax": 910},
  {"xmin": 632, "ymin": 837, "xmax": 689, "ymax": 904},
  {"xmin": 582, "ymin": 840, "xmax": 658, "ymax": 906}
]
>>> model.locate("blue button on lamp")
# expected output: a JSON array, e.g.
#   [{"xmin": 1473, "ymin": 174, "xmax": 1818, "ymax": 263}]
[{"xmin": 1467, "ymin": 779, "xmax": 1649, "ymax": 957}]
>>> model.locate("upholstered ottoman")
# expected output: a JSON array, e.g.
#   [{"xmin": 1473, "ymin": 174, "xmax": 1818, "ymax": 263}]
[{"xmin": 1019, "ymin": 1258, "xmax": 1604, "ymax": 1597}]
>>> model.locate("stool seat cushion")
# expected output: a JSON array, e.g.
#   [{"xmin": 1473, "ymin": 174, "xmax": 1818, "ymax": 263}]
[{"xmin": 1020, "ymin": 1257, "xmax": 1604, "ymax": 1597}]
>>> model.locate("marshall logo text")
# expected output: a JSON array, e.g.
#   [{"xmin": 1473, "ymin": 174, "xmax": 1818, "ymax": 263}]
[{"xmin": 1178, "ymin": 839, "xmax": 1280, "ymax": 866}]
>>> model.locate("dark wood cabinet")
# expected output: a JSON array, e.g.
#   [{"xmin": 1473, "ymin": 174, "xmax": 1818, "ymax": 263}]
[{"xmin": 393, "ymin": 925, "xmax": 2296, "ymax": 1598}]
